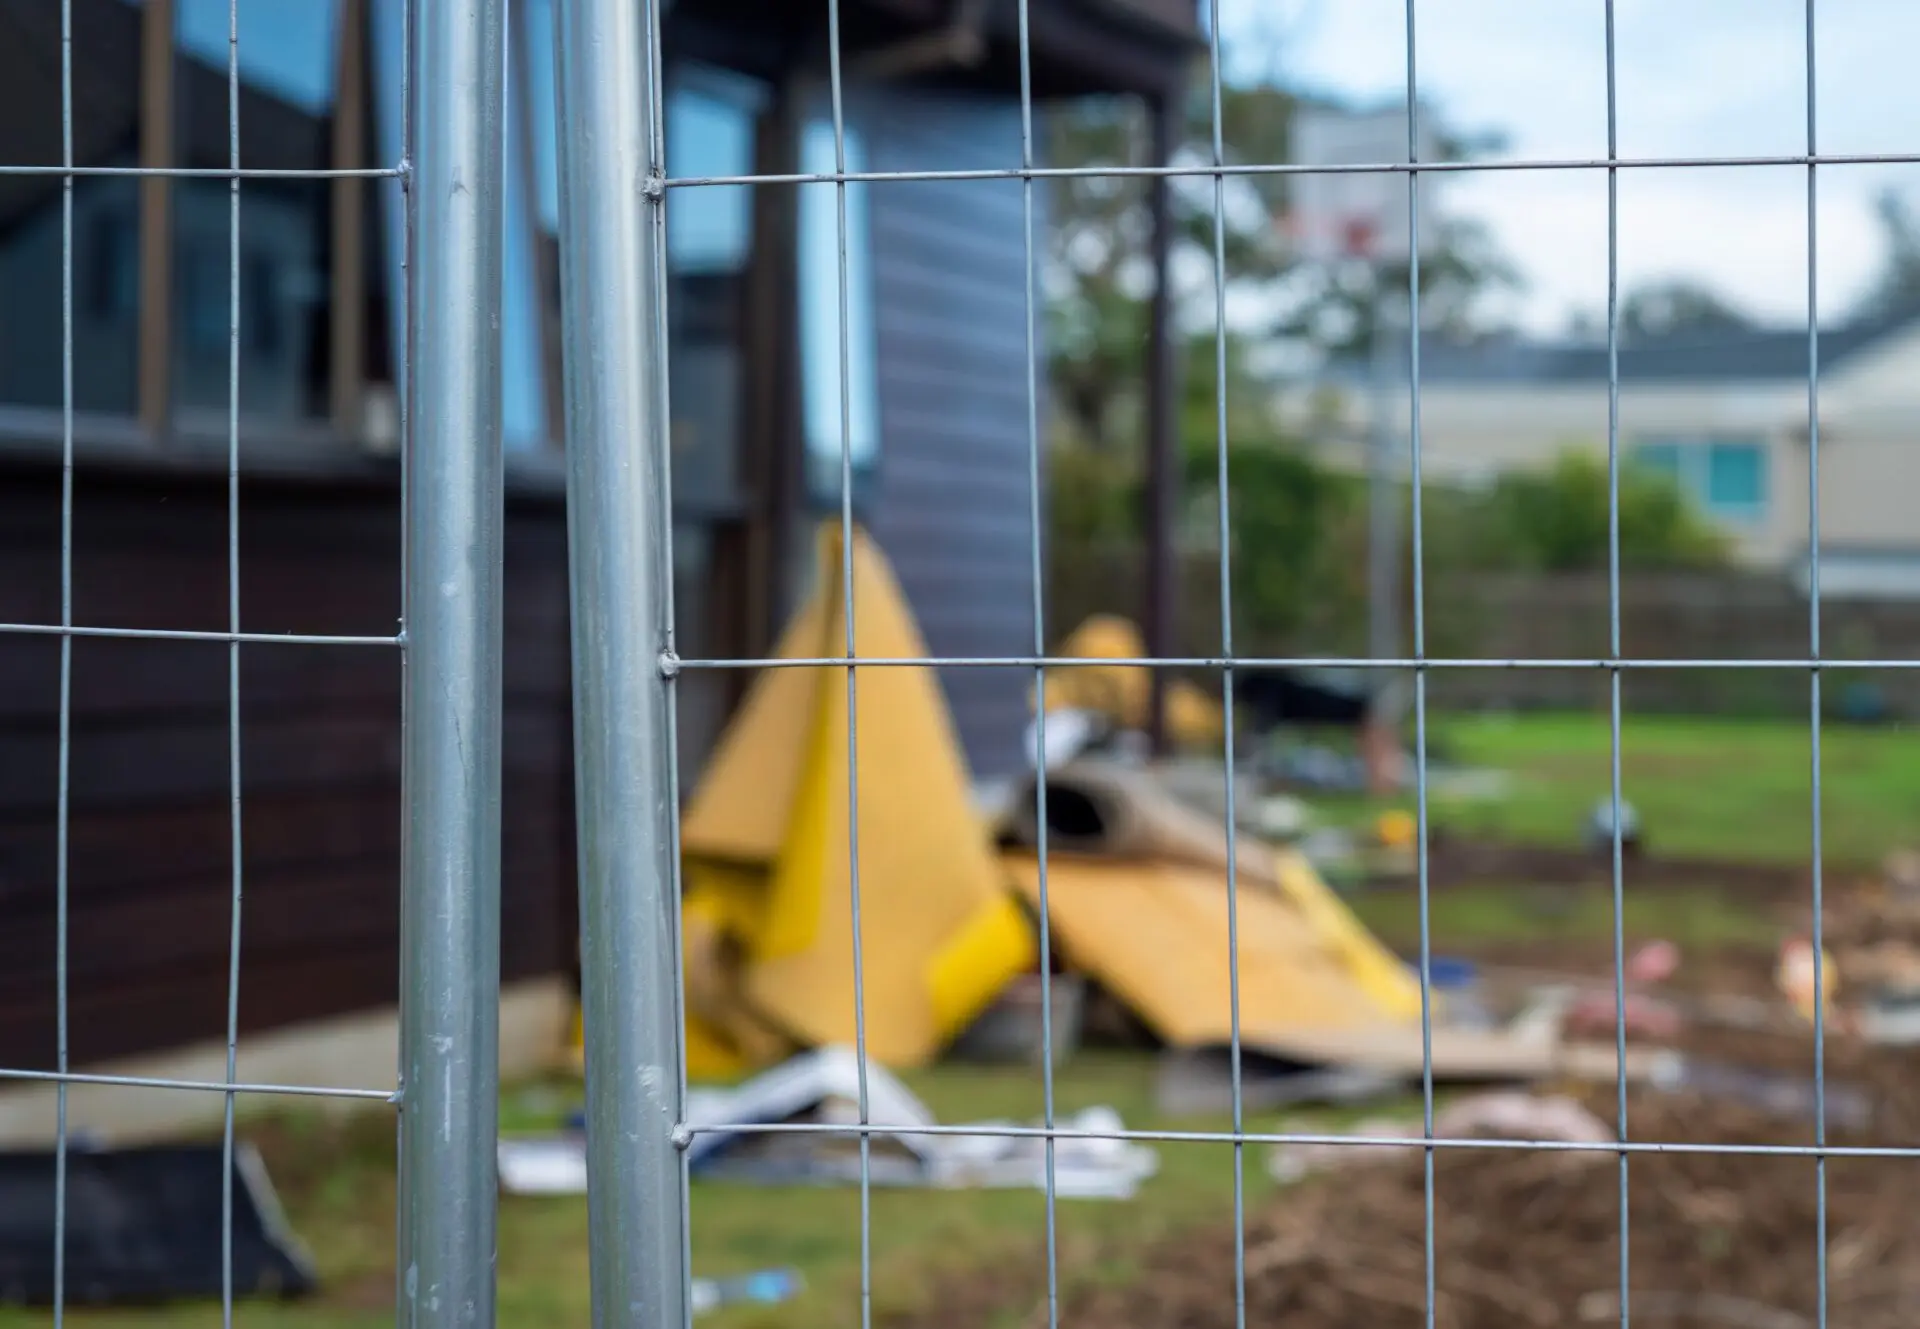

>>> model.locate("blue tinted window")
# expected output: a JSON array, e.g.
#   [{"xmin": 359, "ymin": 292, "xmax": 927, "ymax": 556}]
[
  {"xmin": 667, "ymin": 88, "xmax": 756, "ymax": 272},
  {"xmin": 171, "ymin": 0, "xmax": 340, "ymax": 421},
  {"xmin": 1707, "ymin": 442, "xmax": 1767, "ymax": 513},
  {"xmin": 798, "ymin": 116, "xmax": 881, "ymax": 508}
]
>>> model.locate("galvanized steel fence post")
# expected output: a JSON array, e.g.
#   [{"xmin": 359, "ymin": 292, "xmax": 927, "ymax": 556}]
[
  {"xmin": 398, "ymin": 0, "xmax": 509, "ymax": 1325},
  {"xmin": 550, "ymin": 0, "xmax": 693, "ymax": 1327}
]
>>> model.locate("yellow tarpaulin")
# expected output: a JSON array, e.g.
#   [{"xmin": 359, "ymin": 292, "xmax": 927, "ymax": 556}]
[
  {"xmin": 676, "ymin": 522, "xmax": 1038, "ymax": 1071},
  {"xmin": 1002, "ymin": 850, "xmax": 1552, "ymax": 1079},
  {"xmin": 1037, "ymin": 616, "xmax": 1225, "ymax": 747},
  {"xmin": 999, "ymin": 760, "xmax": 1424, "ymax": 1023}
]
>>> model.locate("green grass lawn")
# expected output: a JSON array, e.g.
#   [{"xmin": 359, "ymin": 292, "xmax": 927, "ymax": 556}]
[
  {"xmin": 2, "ymin": 1056, "xmax": 1277, "ymax": 1329},
  {"xmin": 1410, "ymin": 712, "xmax": 1920, "ymax": 868},
  {"xmin": 15, "ymin": 710, "xmax": 1882, "ymax": 1327},
  {"xmin": 1346, "ymin": 880, "xmax": 1780, "ymax": 953}
]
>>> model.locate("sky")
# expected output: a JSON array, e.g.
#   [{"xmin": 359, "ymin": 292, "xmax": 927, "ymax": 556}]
[{"xmin": 1217, "ymin": 0, "xmax": 1920, "ymax": 336}]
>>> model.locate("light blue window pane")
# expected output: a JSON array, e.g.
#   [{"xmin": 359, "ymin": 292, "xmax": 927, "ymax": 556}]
[
  {"xmin": 798, "ymin": 116, "xmax": 880, "ymax": 501},
  {"xmin": 372, "ymin": 0, "xmax": 407, "ymax": 405},
  {"xmin": 1707, "ymin": 442, "xmax": 1766, "ymax": 511},
  {"xmin": 172, "ymin": 0, "xmax": 338, "ymax": 420},
  {"xmin": 667, "ymin": 88, "xmax": 756, "ymax": 272},
  {"xmin": 524, "ymin": 0, "xmax": 560, "ymax": 232},
  {"xmin": 177, "ymin": 0, "xmax": 337, "ymax": 114},
  {"xmin": 504, "ymin": 49, "xmax": 547, "ymax": 450}
]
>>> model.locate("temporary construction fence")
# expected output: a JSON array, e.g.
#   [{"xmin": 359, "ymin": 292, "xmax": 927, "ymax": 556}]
[
  {"xmin": 0, "ymin": 1, "xmax": 1892, "ymax": 1329},
  {"xmin": 0, "ymin": 0, "xmax": 511, "ymax": 1325},
  {"xmin": 562, "ymin": 0, "xmax": 1872, "ymax": 1328}
]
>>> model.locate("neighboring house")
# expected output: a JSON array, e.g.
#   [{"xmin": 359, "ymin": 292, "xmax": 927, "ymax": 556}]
[
  {"xmin": 0, "ymin": 0, "xmax": 1198, "ymax": 1139},
  {"xmin": 1299, "ymin": 305, "xmax": 1920, "ymax": 590}
]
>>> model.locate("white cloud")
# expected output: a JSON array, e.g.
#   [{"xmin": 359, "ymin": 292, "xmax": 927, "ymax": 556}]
[{"xmin": 1216, "ymin": 0, "xmax": 1920, "ymax": 331}]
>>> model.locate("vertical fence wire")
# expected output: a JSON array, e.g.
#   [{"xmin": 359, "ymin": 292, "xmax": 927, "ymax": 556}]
[
  {"xmin": 817, "ymin": 4, "xmax": 879, "ymax": 1327},
  {"xmin": 1196, "ymin": 5, "xmax": 1248, "ymax": 1327},
  {"xmin": 636, "ymin": 0, "xmax": 701, "ymax": 1319},
  {"xmin": 220, "ymin": 3, "xmax": 246, "ymax": 1324},
  {"xmin": 1012, "ymin": 2, "xmax": 1062, "ymax": 1327},
  {"xmin": 1400, "ymin": 5, "xmax": 1438, "ymax": 1328},
  {"xmin": 1803, "ymin": 7, "xmax": 1831, "ymax": 1329},
  {"xmin": 1601, "ymin": 6, "xmax": 1631, "ymax": 1329},
  {"xmin": 51, "ymin": 0, "xmax": 76, "ymax": 1322}
]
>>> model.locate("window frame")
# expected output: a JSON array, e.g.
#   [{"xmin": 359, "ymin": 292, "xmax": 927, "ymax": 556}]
[
  {"xmin": 1630, "ymin": 435, "xmax": 1771, "ymax": 526},
  {"xmin": 0, "ymin": 0, "xmax": 570, "ymax": 484}
]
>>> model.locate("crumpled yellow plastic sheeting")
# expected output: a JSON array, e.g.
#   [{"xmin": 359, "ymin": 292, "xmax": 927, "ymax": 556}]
[
  {"xmin": 675, "ymin": 522, "xmax": 1038, "ymax": 1073},
  {"xmin": 1037, "ymin": 615, "xmax": 1225, "ymax": 748}
]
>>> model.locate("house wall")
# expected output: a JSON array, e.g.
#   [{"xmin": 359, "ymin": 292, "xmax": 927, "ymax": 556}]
[
  {"xmin": 1309, "ymin": 381, "xmax": 1817, "ymax": 567},
  {"xmin": 860, "ymin": 86, "xmax": 1041, "ymax": 780},
  {"xmin": 0, "ymin": 460, "xmax": 576, "ymax": 1073}
]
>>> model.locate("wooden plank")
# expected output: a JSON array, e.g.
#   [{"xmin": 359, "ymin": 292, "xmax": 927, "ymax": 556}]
[
  {"xmin": 0, "ymin": 775, "xmax": 562, "ymax": 911},
  {"xmin": 0, "ymin": 843, "xmax": 562, "ymax": 990},
  {"xmin": 0, "ymin": 705, "xmax": 566, "ymax": 814},
  {"xmin": 0, "ymin": 893, "xmax": 562, "ymax": 1071},
  {"xmin": 0, "ymin": 634, "xmax": 566, "ymax": 722}
]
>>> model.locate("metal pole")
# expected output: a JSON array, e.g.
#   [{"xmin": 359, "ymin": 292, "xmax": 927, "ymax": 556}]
[
  {"xmin": 550, "ymin": 0, "xmax": 689, "ymax": 1326},
  {"xmin": 397, "ymin": 0, "xmax": 507, "ymax": 1323}
]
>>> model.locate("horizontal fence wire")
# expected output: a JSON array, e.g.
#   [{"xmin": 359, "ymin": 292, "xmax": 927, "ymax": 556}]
[
  {"xmin": 660, "ymin": 149, "xmax": 1920, "ymax": 188},
  {"xmin": 0, "ymin": 1068, "xmax": 396, "ymax": 1102},
  {"xmin": 669, "ymin": 1120, "xmax": 1916, "ymax": 1161},
  {"xmin": 0, "ymin": 623, "xmax": 403, "ymax": 646},
  {"xmin": 0, "ymin": 165, "xmax": 403, "ymax": 179},
  {"xmin": 670, "ymin": 654, "xmax": 1914, "ymax": 670}
]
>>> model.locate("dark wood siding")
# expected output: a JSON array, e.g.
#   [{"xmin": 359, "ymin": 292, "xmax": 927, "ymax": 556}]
[
  {"xmin": 0, "ymin": 460, "xmax": 574, "ymax": 1071},
  {"xmin": 860, "ymin": 88, "xmax": 1040, "ymax": 780}
]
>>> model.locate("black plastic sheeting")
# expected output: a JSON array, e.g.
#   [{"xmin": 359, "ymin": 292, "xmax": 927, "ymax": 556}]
[
  {"xmin": 0, "ymin": 1143, "xmax": 317, "ymax": 1306},
  {"xmin": 1234, "ymin": 669, "xmax": 1374, "ymax": 731}
]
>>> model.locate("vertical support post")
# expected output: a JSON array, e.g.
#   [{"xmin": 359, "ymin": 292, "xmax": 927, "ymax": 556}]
[
  {"xmin": 550, "ymin": 1, "xmax": 689, "ymax": 1328},
  {"xmin": 397, "ymin": 0, "xmax": 507, "ymax": 1323},
  {"xmin": 1142, "ymin": 88, "xmax": 1181, "ymax": 754}
]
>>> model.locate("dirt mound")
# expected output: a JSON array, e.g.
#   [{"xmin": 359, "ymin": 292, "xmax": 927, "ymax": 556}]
[
  {"xmin": 895, "ymin": 1013, "xmax": 1919, "ymax": 1329},
  {"xmin": 1070, "ymin": 1086, "xmax": 1915, "ymax": 1329}
]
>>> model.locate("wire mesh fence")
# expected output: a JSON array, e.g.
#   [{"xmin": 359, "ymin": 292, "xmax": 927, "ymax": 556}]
[
  {"xmin": 566, "ymin": 0, "xmax": 1857, "ymax": 1327},
  {"xmin": 0, "ymin": 0, "xmax": 505, "ymax": 1324},
  {"xmin": 0, "ymin": 0, "xmax": 1888, "ymax": 1325}
]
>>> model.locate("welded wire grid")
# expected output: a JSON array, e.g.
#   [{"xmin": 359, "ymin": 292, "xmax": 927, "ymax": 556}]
[
  {"xmin": 655, "ymin": 2, "xmax": 1848, "ymax": 1329},
  {"xmin": 0, "ymin": 2, "xmax": 411, "ymax": 1325}
]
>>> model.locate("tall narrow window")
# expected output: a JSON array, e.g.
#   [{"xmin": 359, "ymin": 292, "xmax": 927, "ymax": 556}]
[
  {"xmin": 0, "ymin": 0, "xmax": 145, "ymax": 415},
  {"xmin": 798, "ymin": 114, "xmax": 881, "ymax": 512},
  {"xmin": 662, "ymin": 69, "xmax": 762, "ymax": 514},
  {"xmin": 168, "ymin": 0, "xmax": 338, "ymax": 424}
]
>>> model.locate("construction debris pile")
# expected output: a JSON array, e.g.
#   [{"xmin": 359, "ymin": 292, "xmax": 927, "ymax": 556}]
[{"xmin": 659, "ymin": 523, "xmax": 1565, "ymax": 1088}]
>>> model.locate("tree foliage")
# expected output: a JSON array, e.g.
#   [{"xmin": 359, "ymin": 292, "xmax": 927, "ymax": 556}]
[
  {"xmin": 1861, "ymin": 186, "xmax": 1920, "ymax": 317},
  {"xmin": 1045, "ymin": 78, "xmax": 1519, "ymax": 456},
  {"xmin": 1441, "ymin": 449, "xmax": 1730, "ymax": 573},
  {"xmin": 1619, "ymin": 279, "xmax": 1758, "ymax": 342}
]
